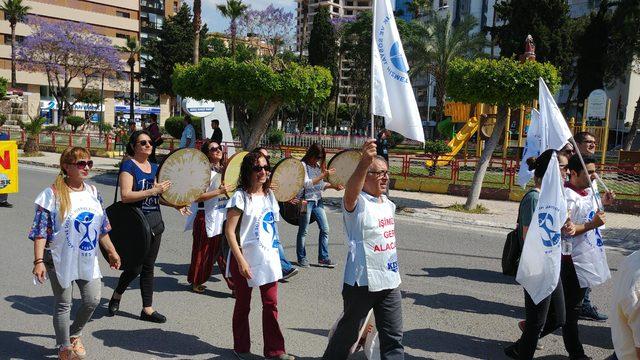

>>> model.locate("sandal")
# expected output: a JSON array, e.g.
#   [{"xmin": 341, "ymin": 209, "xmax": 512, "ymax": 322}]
[{"xmin": 192, "ymin": 284, "xmax": 206, "ymax": 293}]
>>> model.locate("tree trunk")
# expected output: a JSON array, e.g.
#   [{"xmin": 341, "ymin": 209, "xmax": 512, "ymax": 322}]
[
  {"xmin": 623, "ymin": 94, "xmax": 640, "ymax": 151},
  {"xmin": 464, "ymin": 105, "xmax": 508, "ymax": 210},
  {"xmin": 434, "ymin": 71, "xmax": 446, "ymax": 124},
  {"xmin": 129, "ymin": 62, "xmax": 135, "ymax": 122},
  {"xmin": 299, "ymin": 0, "xmax": 308, "ymax": 62},
  {"xmin": 193, "ymin": 0, "xmax": 201, "ymax": 64},
  {"xmin": 240, "ymin": 100, "xmax": 283, "ymax": 150},
  {"xmin": 23, "ymin": 136, "xmax": 39, "ymax": 154},
  {"xmin": 562, "ymin": 79, "xmax": 577, "ymax": 116},
  {"xmin": 10, "ymin": 24, "xmax": 16, "ymax": 88},
  {"xmin": 230, "ymin": 22, "xmax": 237, "ymax": 58}
]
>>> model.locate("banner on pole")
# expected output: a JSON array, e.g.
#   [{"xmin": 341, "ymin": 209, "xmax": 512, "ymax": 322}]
[{"xmin": 0, "ymin": 140, "xmax": 18, "ymax": 194}]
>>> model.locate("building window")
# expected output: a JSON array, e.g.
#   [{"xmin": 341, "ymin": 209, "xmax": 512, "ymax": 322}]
[
  {"xmin": 116, "ymin": 11, "xmax": 130, "ymax": 18},
  {"xmin": 4, "ymin": 35, "xmax": 24, "ymax": 45},
  {"xmin": 116, "ymin": 33, "xmax": 128, "ymax": 39}
]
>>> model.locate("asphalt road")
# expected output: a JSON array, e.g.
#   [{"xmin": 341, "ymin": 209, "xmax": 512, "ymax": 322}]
[{"xmin": 0, "ymin": 165, "xmax": 627, "ymax": 359}]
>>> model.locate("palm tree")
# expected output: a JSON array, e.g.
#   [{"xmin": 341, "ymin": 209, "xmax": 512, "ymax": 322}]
[
  {"xmin": 0, "ymin": 0, "xmax": 30, "ymax": 88},
  {"xmin": 193, "ymin": 0, "xmax": 202, "ymax": 64},
  {"xmin": 298, "ymin": 0, "xmax": 309, "ymax": 61},
  {"xmin": 217, "ymin": 0, "xmax": 248, "ymax": 57},
  {"xmin": 118, "ymin": 37, "xmax": 142, "ymax": 122},
  {"xmin": 408, "ymin": 13, "xmax": 486, "ymax": 124},
  {"xmin": 406, "ymin": 0, "xmax": 429, "ymax": 19}
]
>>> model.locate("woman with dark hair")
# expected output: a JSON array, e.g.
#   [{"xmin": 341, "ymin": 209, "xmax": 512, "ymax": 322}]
[
  {"xmin": 296, "ymin": 143, "xmax": 343, "ymax": 268},
  {"xmin": 505, "ymin": 149, "xmax": 572, "ymax": 359},
  {"xmin": 225, "ymin": 152, "xmax": 294, "ymax": 360},
  {"xmin": 30, "ymin": 147, "xmax": 121, "ymax": 360},
  {"xmin": 108, "ymin": 130, "xmax": 185, "ymax": 323},
  {"xmin": 184, "ymin": 140, "xmax": 234, "ymax": 294}
]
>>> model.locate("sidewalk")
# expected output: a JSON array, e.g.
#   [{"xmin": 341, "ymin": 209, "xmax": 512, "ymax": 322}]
[{"xmin": 19, "ymin": 151, "xmax": 639, "ymax": 249}]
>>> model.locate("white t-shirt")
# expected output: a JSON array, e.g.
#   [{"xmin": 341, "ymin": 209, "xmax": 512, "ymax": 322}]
[{"xmin": 611, "ymin": 250, "xmax": 640, "ymax": 359}]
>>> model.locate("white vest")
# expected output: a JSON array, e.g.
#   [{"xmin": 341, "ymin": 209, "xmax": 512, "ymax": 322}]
[
  {"xmin": 35, "ymin": 184, "xmax": 103, "ymax": 289},
  {"xmin": 184, "ymin": 170, "xmax": 228, "ymax": 237}
]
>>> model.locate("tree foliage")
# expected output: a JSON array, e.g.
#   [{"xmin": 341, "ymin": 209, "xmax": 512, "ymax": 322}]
[
  {"xmin": 308, "ymin": 6, "xmax": 338, "ymax": 80},
  {"xmin": 141, "ymin": 4, "xmax": 210, "ymax": 96},
  {"xmin": 494, "ymin": 0, "xmax": 575, "ymax": 81},
  {"xmin": 173, "ymin": 58, "xmax": 332, "ymax": 149},
  {"xmin": 217, "ymin": 0, "xmax": 248, "ymax": 57},
  {"xmin": 1, "ymin": 0, "xmax": 30, "ymax": 88}
]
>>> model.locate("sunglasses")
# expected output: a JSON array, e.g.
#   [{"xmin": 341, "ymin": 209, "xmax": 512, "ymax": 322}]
[
  {"xmin": 73, "ymin": 160, "xmax": 94, "ymax": 169},
  {"xmin": 137, "ymin": 140, "xmax": 152, "ymax": 146},
  {"xmin": 209, "ymin": 146, "xmax": 222, "ymax": 152},
  {"xmin": 252, "ymin": 165, "xmax": 271, "ymax": 172}
]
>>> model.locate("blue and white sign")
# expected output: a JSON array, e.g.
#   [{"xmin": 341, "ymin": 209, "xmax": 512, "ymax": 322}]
[{"xmin": 182, "ymin": 98, "xmax": 216, "ymax": 118}]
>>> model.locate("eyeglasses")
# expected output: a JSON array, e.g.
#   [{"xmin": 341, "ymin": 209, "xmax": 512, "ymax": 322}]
[
  {"xmin": 73, "ymin": 160, "xmax": 94, "ymax": 169},
  {"xmin": 583, "ymin": 140, "xmax": 596, "ymax": 145},
  {"xmin": 252, "ymin": 165, "xmax": 271, "ymax": 172},
  {"xmin": 367, "ymin": 170, "xmax": 389, "ymax": 178},
  {"xmin": 209, "ymin": 146, "xmax": 222, "ymax": 153},
  {"xmin": 137, "ymin": 140, "xmax": 152, "ymax": 146}
]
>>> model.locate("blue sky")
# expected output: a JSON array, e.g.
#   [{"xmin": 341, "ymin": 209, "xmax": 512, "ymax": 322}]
[{"xmin": 182, "ymin": 0, "xmax": 297, "ymax": 33}]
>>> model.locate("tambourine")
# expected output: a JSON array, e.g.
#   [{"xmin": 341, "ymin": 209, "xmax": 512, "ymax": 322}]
[
  {"xmin": 222, "ymin": 151, "xmax": 248, "ymax": 194},
  {"xmin": 326, "ymin": 149, "xmax": 362, "ymax": 187},
  {"xmin": 271, "ymin": 157, "xmax": 305, "ymax": 202},
  {"xmin": 157, "ymin": 148, "xmax": 211, "ymax": 207},
  {"xmin": 103, "ymin": 202, "xmax": 152, "ymax": 271}
]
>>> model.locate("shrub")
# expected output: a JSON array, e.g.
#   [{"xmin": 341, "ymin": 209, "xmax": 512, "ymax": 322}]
[
  {"xmin": 66, "ymin": 116, "xmax": 85, "ymax": 132},
  {"xmin": 267, "ymin": 128, "xmax": 285, "ymax": 145},
  {"xmin": 0, "ymin": 77, "xmax": 7, "ymax": 96},
  {"xmin": 99, "ymin": 122, "xmax": 113, "ymax": 133},
  {"xmin": 163, "ymin": 116, "xmax": 202, "ymax": 139},
  {"xmin": 390, "ymin": 131, "xmax": 404, "ymax": 147},
  {"xmin": 424, "ymin": 140, "xmax": 451, "ymax": 155}
]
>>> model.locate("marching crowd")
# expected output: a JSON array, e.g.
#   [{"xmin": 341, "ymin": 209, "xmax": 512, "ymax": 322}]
[{"xmin": 24, "ymin": 122, "xmax": 640, "ymax": 360}]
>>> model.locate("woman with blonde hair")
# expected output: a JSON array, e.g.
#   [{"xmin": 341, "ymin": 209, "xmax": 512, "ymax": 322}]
[
  {"xmin": 184, "ymin": 140, "xmax": 234, "ymax": 293},
  {"xmin": 30, "ymin": 147, "xmax": 121, "ymax": 360}
]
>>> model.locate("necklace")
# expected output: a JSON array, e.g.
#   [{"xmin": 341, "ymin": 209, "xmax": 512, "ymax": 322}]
[{"xmin": 66, "ymin": 181, "xmax": 84, "ymax": 192}]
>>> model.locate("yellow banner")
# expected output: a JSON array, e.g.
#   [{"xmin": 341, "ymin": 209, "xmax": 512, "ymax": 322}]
[{"xmin": 0, "ymin": 141, "xmax": 18, "ymax": 194}]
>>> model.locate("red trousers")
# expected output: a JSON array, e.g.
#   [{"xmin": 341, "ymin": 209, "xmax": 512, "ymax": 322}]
[
  {"xmin": 188, "ymin": 211, "xmax": 234, "ymax": 290},
  {"xmin": 229, "ymin": 255, "xmax": 286, "ymax": 358}
]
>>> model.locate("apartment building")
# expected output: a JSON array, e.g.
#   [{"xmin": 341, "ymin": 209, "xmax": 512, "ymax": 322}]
[{"xmin": 0, "ymin": 0, "xmax": 140, "ymax": 125}]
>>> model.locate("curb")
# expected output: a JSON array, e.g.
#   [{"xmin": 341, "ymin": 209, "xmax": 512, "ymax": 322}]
[{"xmin": 18, "ymin": 159, "xmax": 119, "ymax": 174}]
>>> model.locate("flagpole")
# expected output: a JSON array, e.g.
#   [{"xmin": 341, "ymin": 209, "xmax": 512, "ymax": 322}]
[{"xmin": 370, "ymin": 0, "xmax": 376, "ymax": 139}]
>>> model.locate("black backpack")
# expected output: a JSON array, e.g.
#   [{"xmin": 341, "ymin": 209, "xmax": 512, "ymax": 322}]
[{"xmin": 501, "ymin": 190, "xmax": 537, "ymax": 276}]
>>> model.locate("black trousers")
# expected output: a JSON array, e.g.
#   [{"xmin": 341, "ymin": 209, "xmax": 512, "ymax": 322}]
[
  {"xmin": 323, "ymin": 284, "xmax": 403, "ymax": 360},
  {"xmin": 517, "ymin": 280, "xmax": 566, "ymax": 359},
  {"xmin": 115, "ymin": 232, "xmax": 162, "ymax": 308},
  {"xmin": 560, "ymin": 260, "xmax": 587, "ymax": 359}
]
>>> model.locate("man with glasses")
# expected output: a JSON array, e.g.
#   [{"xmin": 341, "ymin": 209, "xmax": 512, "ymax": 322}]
[{"xmin": 324, "ymin": 139, "xmax": 403, "ymax": 360}]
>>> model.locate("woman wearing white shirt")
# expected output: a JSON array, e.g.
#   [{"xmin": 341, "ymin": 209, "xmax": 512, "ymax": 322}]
[
  {"xmin": 225, "ymin": 152, "xmax": 294, "ymax": 360},
  {"xmin": 184, "ymin": 140, "xmax": 233, "ymax": 293},
  {"xmin": 30, "ymin": 147, "xmax": 121, "ymax": 360}
]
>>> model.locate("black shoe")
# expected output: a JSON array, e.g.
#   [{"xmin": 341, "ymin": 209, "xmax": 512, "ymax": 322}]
[
  {"xmin": 281, "ymin": 268, "xmax": 299, "ymax": 281},
  {"xmin": 140, "ymin": 310, "xmax": 166, "ymax": 323},
  {"xmin": 579, "ymin": 305, "xmax": 608, "ymax": 321},
  {"xmin": 0, "ymin": 202, "xmax": 13, "ymax": 208},
  {"xmin": 317, "ymin": 258, "xmax": 336, "ymax": 268},
  {"xmin": 504, "ymin": 342, "xmax": 520, "ymax": 359},
  {"xmin": 570, "ymin": 355, "xmax": 592, "ymax": 360},
  {"xmin": 107, "ymin": 298, "xmax": 120, "ymax": 316}
]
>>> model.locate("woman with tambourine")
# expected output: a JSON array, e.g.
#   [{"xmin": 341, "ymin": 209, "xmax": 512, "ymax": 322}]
[
  {"xmin": 184, "ymin": 139, "xmax": 234, "ymax": 294},
  {"xmin": 107, "ymin": 130, "xmax": 187, "ymax": 323},
  {"xmin": 295, "ymin": 143, "xmax": 343, "ymax": 268},
  {"xmin": 225, "ymin": 151, "xmax": 295, "ymax": 360},
  {"xmin": 30, "ymin": 147, "xmax": 121, "ymax": 360}
]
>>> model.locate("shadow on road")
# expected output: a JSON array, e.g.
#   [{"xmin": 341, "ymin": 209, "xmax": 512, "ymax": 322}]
[
  {"xmin": 404, "ymin": 327, "xmax": 507, "ymax": 358},
  {"xmin": 5, "ymin": 295, "xmax": 53, "ymax": 315},
  {"xmin": 90, "ymin": 172, "xmax": 118, "ymax": 186},
  {"xmin": 407, "ymin": 267, "xmax": 517, "ymax": 285},
  {"xmin": 93, "ymin": 328, "xmax": 228, "ymax": 358},
  {"xmin": 290, "ymin": 327, "xmax": 330, "ymax": 337},
  {"xmin": 403, "ymin": 291, "xmax": 522, "ymax": 318},
  {"xmin": 579, "ymin": 323, "xmax": 614, "ymax": 349},
  {"xmin": 0, "ymin": 331, "xmax": 55, "ymax": 359},
  {"xmin": 156, "ymin": 262, "xmax": 190, "ymax": 276}
]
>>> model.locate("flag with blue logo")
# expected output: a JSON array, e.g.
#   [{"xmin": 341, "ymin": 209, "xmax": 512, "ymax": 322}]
[
  {"xmin": 517, "ymin": 109, "xmax": 542, "ymax": 187},
  {"xmin": 371, "ymin": 0, "xmax": 424, "ymax": 143},
  {"xmin": 516, "ymin": 152, "xmax": 567, "ymax": 304}
]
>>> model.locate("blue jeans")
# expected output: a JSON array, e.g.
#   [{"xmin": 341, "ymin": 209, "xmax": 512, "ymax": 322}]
[
  {"xmin": 278, "ymin": 242, "xmax": 293, "ymax": 272},
  {"xmin": 296, "ymin": 199, "xmax": 330, "ymax": 262}
]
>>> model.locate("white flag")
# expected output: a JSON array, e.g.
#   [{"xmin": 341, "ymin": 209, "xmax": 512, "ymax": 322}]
[
  {"xmin": 371, "ymin": 0, "xmax": 424, "ymax": 143},
  {"xmin": 538, "ymin": 77, "xmax": 573, "ymax": 151},
  {"xmin": 516, "ymin": 152, "xmax": 567, "ymax": 304},
  {"xmin": 517, "ymin": 109, "xmax": 543, "ymax": 187}
]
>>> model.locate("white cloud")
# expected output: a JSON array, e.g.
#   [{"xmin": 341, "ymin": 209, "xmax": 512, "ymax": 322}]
[{"xmin": 182, "ymin": 0, "xmax": 297, "ymax": 33}]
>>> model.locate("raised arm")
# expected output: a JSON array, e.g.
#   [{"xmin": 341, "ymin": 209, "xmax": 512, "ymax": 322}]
[{"xmin": 344, "ymin": 139, "xmax": 377, "ymax": 212}]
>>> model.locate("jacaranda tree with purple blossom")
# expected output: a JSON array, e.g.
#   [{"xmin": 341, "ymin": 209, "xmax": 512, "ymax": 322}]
[
  {"xmin": 239, "ymin": 5, "xmax": 295, "ymax": 58},
  {"xmin": 17, "ymin": 18, "xmax": 123, "ymax": 125}
]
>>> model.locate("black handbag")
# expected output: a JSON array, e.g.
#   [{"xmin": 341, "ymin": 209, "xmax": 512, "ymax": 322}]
[
  {"xmin": 101, "ymin": 162, "xmax": 153, "ymax": 270},
  {"xmin": 501, "ymin": 189, "xmax": 537, "ymax": 276},
  {"xmin": 279, "ymin": 188, "xmax": 317, "ymax": 226}
]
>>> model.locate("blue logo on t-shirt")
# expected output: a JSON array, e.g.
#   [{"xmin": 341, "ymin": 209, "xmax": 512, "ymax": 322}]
[
  {"xmin": 75, "ymin": 211, "xmax": 98, "ymax": 251},
  {"xmin": 587, "ymin": 211, "xmax": 604, "ymax": 247},
  {"xmin": 262, "ymin": 211, "xmax": 279, "ymax": 248},
  {"xmin": 387, "ymin": 253, "xmax": 399, "ymax": 272}
]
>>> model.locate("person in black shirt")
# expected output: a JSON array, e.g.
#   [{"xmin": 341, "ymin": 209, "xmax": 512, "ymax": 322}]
[
  {"xmin": 376, "ymin": 129, "xmax": 391, "ymax": 163},
  {"xmin": 210, "ymin": 119, "xmax": 223, "ymax": 145}
]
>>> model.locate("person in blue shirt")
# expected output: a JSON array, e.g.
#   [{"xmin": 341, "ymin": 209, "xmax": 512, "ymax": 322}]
[{"xmin": 179, "ymin": 115, "xmax": 196, "ymax": 149}]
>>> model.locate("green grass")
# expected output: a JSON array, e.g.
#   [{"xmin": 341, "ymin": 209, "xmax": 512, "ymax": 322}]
[{"xmin": 446, "ymin": 203, "xmax": 490, "ymax": 214}]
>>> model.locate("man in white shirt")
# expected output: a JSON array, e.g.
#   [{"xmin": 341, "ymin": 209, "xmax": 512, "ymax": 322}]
[
  {"xmin": 611, "ymin": 250, "xmax": 640, "ymax": 360},
  {"xmin": 179, "ymin": 115, "xmax": 196, "ymax": 149},
  {"xmin": 323, "ymin": 139, "xmax": 403, "ymax": 360}
]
